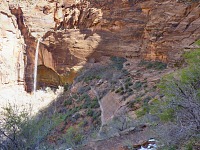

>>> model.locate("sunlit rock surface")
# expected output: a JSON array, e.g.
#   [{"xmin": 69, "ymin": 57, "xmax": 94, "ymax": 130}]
[
  {"xmin": 0, "ymin": 1, "xmax": 25, "ymax": 85},
  {"xmin": 1, "ymin": 0, "xmax": 200, "ymax": 91}
]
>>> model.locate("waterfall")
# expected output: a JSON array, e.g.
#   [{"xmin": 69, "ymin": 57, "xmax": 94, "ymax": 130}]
[{"xmin": 33, "ymin": 38, "xmax": 40, "ymax": 95}]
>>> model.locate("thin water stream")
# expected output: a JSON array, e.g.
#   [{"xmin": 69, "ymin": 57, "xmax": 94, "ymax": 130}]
[{"xmin": 33, "ymin": 38, "xmax": 40, "ymax": 95}]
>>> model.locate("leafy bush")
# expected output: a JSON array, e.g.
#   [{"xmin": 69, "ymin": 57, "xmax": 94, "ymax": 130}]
[
  {"xmin": 75, "ymin": 65, "xmax": 107, "ymax": 83},
  {"xmin": 125, "ymin": 77, "xmax": 132, "ymax": 83},
  {"xmin": 125, "ymin": 81, "xmax": 133, "ymax": 89},
  {"xmin": 64, "ymin": 126, "xmax": 84, "ymax": 147},
  {"xmin": 134, "ymin": 81, "xmax": 142, "ymax": 89},
  {"xmin": 115, "ymin": 87, "xmax": 123, "ymax": 94},
  {"xmin": 0, "ymin": 104, "xmax": 65, "ymax": 150},
  {"xmin": 127, "ymin": 99, "xmax": 140, "ymax": 110},
  {"xmin": 92, "ymin": 111, "xmax": 101, "ymax": 121},
  {"xmin": 64, "ymin": 83, "xmax": 69, "ymax": 91},
  {"xmin": 159, "ymin": 72, "xmax": 200, "ymax": 128},
  {"xmin": 159, "ymin": 108, "xmax": 174, "ymax": 122},
  {"xmin": 158, "ymin": 47, "xmax": 200, "ymax": 130},
  {"xmin": 84, "ymin": 75, "xmax": 101, "ymax": 82},
  {"xmin": 0, "ymin": 104, "xmax": 29, "ymax": 149},
  {"xmin": 135, "ymin": 106, "xmax": 149, "ymax": 117},
  {"xmin": 139, "ymin": 60, "xmax": 167, "ymax": 70},
  {"xmin": 77, "ymin": 86, "xmax": 91, "ymax": 95},
  {"xmin": 79, "ymin": 93, "xmax": 90, "ymax": 102},
  {"xmin": 120, "ymin": 91, "xmax": 125, "ymax": 95},
  {"xmin": 90, "ymin": 98, "xmax": 99, "ymax": 109},
  {"xmin": 86, "ymin": 109, "xmax": 94, "ymax": 117},
  {"xmin": 110, "ymin": 56, "xmax": 127, "ymax": 70},
  {"xmin": 78, "ymin": 120, "xmax": 88, "ymax": 128},
  {"xmin": 64, "ymin": 98, "xmax": 73, "ymax": 106}
]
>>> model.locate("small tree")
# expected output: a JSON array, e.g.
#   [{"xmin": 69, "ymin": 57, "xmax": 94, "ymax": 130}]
[
  {"xmin": 0, "ymin": 103, "xmax": 30, "ymax": 149},
  {"xmin": 159, "ymin": 48, "xmax": 200, "ymax": 131},
  {"xmin": 0, "ymin": 103, "xmax": 64, "ymax": 149}
]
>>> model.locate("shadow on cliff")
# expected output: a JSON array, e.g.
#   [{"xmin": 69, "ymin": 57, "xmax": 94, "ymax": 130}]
[
  {"xmin": 9, "ymin": 0, "xmax": 147, "ymax": 92},
  {"xmin": 77, "ymin": 0, "xmax": 146, "ymax": 63},
  {"xmin": 0, "ymin": 2, "xmax": 150, "ymax": 148},
  {"xmin": 40, "ymin": 0, "xmax": 145, "ymax": 75}
]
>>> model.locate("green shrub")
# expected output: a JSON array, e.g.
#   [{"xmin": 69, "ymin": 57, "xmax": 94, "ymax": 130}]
[
  {"xmin": 128, "ymin": 82, "xmax": 133, "ymax": 86},
  {"xmin": 128, "ymin": 88, "xmax": 133, "ymax": 92},
  {"xmin": 0, "ymin": 104, "xmax": 65, "ymax": 150},
  {"xmin": 143, "ymin": 96, "xmax": 151, "ymax": 104},
  {"xmin": 136, "ymin": 106, "xmax": 149, "ymax": 117},
  {"xmin": 153, "ymin": 61, "xmax": 167, "ymax": 70},
  {"xmin": 77, "ymin": 86, "xmax": 91, "ymax": 95},
  {"xmin": 134, "ymin": 81, "xmax": 142, "ymax": 89},
  {"xmin": 72, "ymin": 94, "xmax": 78, "ymax": 99},
  {"xmin": 90, "ymin": 98, "xmax": 99, "ymax": 109},
  {"xmin": 158, "ymin": 47, "xmax": 200, "ymax": 129},
  {"xmin": 110, "ymin": 56, "xmax": 127, "ymax": 70},
  {"xmin": 115, "ymin": 88, "xmax": 122, "ymax": 93},
  {"xmin": 138, "ymin": 60, "xmax": 149, "ymax": 66},
  {"xmin": 92, "ymin": 111, "xmax": 101, "ymax": 121},
  {"xmin": 159, "ymin": 109, "xmax": 174, "ymax": 122},
  {"xmin": 64, "ymin": 83, "xmax": 69, "ymax": 91},
  {"xmin": 84, "ymin": 75, "xmax": 101, "ymax": 82},
  {"xmin": 122, "ymin": 69, "xmax": 129, "ymax": 75},
  {"xmin": 120, "ymin": 91, "xmax": 125, "ymax": 95},
  {"xmin": 139, "ymin": 60, "xmax": 167, "ymax": 70},
  {"xmin": 185, "ymin": 143, "xmax": 193, "ymax": 150},
  {"xmin": 82, "ymin": 96, "xmax": 94, "ymax": 109},
  {"xmin": 127, "ymin": 100, "xmax": 136, "ymax": 108},
  {"xmin": 125, "ymin": 78, "xmax": 131, "ymax": 83},
  {"xmin": 78, "ymin": 120, "xmax": 88, "ymax": 128},
  {"xmin": 143, "ymin": 83, "xmax": 148, "ymax": 88},
  {"xmin": 79, "ymin": 93, "xmax": 90, "ymax": 102},
  {"xmin": 64, "ymin": 98, "xmax": 72, "ymax": 106},
  {"xmin": 64, "ymin": 126, "xmax": 83, "ymax": 146},
  {"xmin": 111, "ymin": 80, "xmax": 117, "ymax": 84},
  {"xmin": 84, "ymin": 94, "xmax": 91, "ymax": 102},
  {"xmin": 125, "ymin": 82, "xmax": 133, "ymax": 89},
  {"xmin": 86, "ymin": 109, "xmax": 94, "ymax": 117},
  {"xmin": 111, "ymin": 88, "xmax": 115, "ymax": 92},
  {"xmin": 125, "ymin": 84, "xmax": 129, "ymax": 89}
]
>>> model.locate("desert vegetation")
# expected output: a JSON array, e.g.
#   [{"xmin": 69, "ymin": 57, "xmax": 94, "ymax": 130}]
[
  {"xmin": 0, "ymin": 103, "xmax": 64, "ymax": 149},
  {"xmin": 157, "ymin": 47, "xmax": 200, "ymax": 148},
  {"xmin": 134, "ymin": 44, "xmax": 200, "ymax": 149},
  {"xmin": 1, "ymin": 49, "xmax": 200, "ymax": 149}
]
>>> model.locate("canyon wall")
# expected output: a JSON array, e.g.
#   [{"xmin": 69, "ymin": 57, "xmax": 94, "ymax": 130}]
[
  {"xmin": 1, "ymin": 0, "xmax": 200, "ymax": 91},
  {"xmin": 0, "ymin": 1, "xmax": 25, "ymax": 86}
]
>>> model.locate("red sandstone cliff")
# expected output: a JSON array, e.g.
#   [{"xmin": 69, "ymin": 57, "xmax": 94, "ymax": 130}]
[{"xmin": 1, "ymin": 0, "xmax": 200, "ymax": 91}]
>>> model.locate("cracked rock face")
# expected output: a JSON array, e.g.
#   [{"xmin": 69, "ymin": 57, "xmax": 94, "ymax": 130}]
[
  {"xmin": 1, "ymin": 0, "xmax": 200, "ymax": 91},
  {"xmin": 0, "ymin": 1, "xmax": 25, "ymax": 86}
]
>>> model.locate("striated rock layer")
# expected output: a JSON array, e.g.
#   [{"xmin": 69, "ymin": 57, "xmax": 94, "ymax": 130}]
[
  {"xmin": 1, "ymin": 0, "xmax": 200, "ymax": 91},
  {"xmin": 38, "ymin": 0, "xmax": 200, "ymax": 62},
  {"xmin": 0, "ymin": 1, "xmax": 25, "ymax": 86}
]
